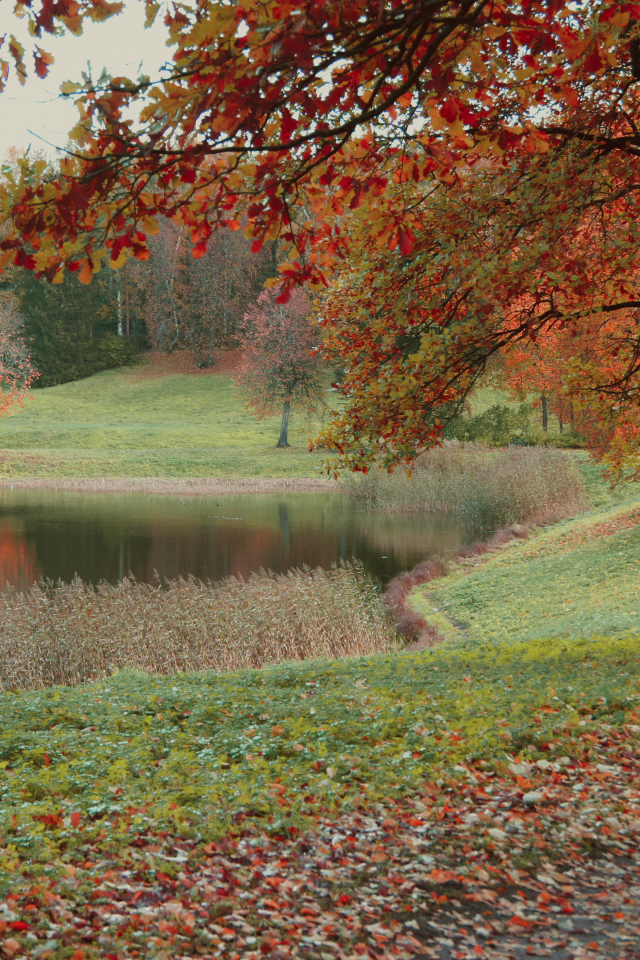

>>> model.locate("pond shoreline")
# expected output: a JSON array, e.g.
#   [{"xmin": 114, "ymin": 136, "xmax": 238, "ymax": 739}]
[{"xmin": 0, "ymin": 476, "xmax": 336, "ymax": 497}]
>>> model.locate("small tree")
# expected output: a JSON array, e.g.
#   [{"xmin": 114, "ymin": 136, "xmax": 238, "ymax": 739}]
[
  {"xmin": 237, "ymin": 287, "xmax": 323, "ymax": 447},
  {"xmin": 0, "ymin": 291, "xmax": 38, "ymax": 415}
]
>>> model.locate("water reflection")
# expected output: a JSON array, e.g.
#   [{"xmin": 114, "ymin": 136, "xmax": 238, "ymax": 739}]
[
  {"xmin": 0, "ymin": 520, "xmax": 39, "ymax": 591},
  {"xmin": 0, "ymin": 488, "xmax": 478, "ymax": 590}
]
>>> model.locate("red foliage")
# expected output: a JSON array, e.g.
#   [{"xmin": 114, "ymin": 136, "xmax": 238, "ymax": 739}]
[
  {"xmin": 4, "ymin": 2, "xmax": 640, "ymax": 470},
  {"xmin": 236, "ymin": 286, "xmax": 324, "ymax": 445}
]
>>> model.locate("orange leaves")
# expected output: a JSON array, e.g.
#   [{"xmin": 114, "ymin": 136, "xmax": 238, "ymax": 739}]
[
  {"xmin": 33, "ymin": 47, "xmax": 54, "ymax": 80},
  {"xmin": 77, "ymin": 261, "xmax": 94, "ymax": 284}
]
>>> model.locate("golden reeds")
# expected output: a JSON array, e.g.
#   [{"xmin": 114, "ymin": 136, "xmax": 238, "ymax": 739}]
[
  {"xmin": 0, "ymin": 563, "xmax": 395, "ymax": 691},
  {"xmin": 343, "ymin": 442, "xmax": 587, "ymax": 527}
]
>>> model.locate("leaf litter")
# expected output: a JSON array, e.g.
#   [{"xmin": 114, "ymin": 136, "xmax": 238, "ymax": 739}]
[
  {"xmin": 0, "ymin": 642, "xmax": 638, "ymax": 957},
  {"xmin": 0, "ymin": 731, "xmax": 638, "ymax": 957}
]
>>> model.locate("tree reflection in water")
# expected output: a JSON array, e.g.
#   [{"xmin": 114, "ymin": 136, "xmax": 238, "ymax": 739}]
[
  {"xmin": 0, "ymin": 520, "xmax": 39, "ymax": 591},
  {"xmin": 0, "ymin": 489, "xmax": 478, "ymax": 590}
]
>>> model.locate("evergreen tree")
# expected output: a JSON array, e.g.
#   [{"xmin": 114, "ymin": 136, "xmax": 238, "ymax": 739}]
[{"xmin": 14, "ymin": 269, "xmax": 143, "ymax": 388}]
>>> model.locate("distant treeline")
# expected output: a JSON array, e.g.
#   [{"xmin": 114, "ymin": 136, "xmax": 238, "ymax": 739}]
[{"xmin": 11, "ymin": 222, "xmax": 277, "ymax": 388}]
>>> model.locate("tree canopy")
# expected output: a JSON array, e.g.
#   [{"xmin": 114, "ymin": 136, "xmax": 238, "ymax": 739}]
[{"xmin": 3, "ymin": 1, "xmax": 640, "ymax": 473}]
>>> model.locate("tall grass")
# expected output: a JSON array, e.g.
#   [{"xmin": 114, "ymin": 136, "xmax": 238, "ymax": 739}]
[
  {"xmin": 344, "ymin": 442, "xmax": 587, "ymax": 527},
  {"xmin": 0, "ymin": 564, "xmax": 395, "ymax": 691}
]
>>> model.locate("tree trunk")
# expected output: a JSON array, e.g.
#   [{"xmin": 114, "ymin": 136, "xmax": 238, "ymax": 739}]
[
  {"xmin": 125, "ymin": 260, "xmax": 130, "ymax": 338},
  {"xmin": 541, "ymin": 394, "xmax": 548, "ymax": 432},
  {"xmin": 276, "ymin": 401, "xmax": 291, "ymax": 447}
]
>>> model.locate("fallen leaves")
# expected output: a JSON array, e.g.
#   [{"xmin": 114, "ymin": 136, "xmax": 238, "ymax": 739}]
[
  {"xmin": 0, "ymin": 640, "xmax": 636, "ymax": 956},
  {"xmin": 0, "ymin": 731, "xmax": 637, "ymax": 957}
]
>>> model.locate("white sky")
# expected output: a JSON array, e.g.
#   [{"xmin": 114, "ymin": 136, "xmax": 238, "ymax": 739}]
[{"xmin": 0, "ymin": 0, "xmax": 170, "ymax": 156}]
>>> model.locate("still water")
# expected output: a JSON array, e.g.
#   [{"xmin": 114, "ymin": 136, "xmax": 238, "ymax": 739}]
[{"xmin": 0, "ymin": 488, "xmax": 478, "ymax": 590}]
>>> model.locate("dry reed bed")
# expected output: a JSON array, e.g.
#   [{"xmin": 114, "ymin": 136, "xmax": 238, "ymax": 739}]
[
  {"xmin": 344, "ymin": 443, "xmax": 587, "ymax": 527},
  {"xmin": 0, "ymin": 564, "xmax": 395, "ymax": 691},
  {"xmin": 0, "ymin": 476, "xmax": 333, "ymax": 497}
]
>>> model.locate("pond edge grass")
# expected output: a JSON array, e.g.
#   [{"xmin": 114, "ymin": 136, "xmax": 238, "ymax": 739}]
[
  {"xmin": 401, "ymin": 496, "xmax": 640, "ymax": 648},
  {"xmin": 0, "ymin": 475, "xmax": 335, "ymax": 496}
]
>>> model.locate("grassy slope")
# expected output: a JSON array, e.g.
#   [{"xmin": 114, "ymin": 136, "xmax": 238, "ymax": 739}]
[
  {"xmin": 2, "ymin": 636, "xmax": 638, "ymax": 855},
  {"xmin": 410, "ymin": 460, "xmax": 640, "ymax": 645},
  {"xmin": 0, "ymin": 366, "xmax": 329, "ymax": 478}
]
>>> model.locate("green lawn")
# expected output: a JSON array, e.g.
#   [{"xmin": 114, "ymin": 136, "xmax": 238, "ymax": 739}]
[
  {"xmin": 2, "ymin": 635, "xmax": 638, "ymax": 859},
  {"xmin": 410, "ymin": 495, "xmax": 640, "ymax": 646},
  {"xmin": 0, "ymin": 366, "xmax": 329, "ymax": 478}
]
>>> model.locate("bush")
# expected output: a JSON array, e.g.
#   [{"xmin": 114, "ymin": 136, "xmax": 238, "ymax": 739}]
[
  {"xmin": 445, "ymin": 402, "xmax": 587, "ymax": 449},
  {"xmin": 444, "ymin": 402, "xmax": 534, "ymax": 445},
  {"xmin": 344, "ymin": 442, "xmax": 587, "ymax": 528},
  {"xmin": 0, "ymin": 563, "xmax": 395, "ymax": 691}
]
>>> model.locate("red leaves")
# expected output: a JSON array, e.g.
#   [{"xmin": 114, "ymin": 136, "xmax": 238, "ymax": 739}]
[
  {"xmin": 1, "ymin": 730, "xmax": 640, "ymax": 958},
  {"xmin": 275, "ymin": 284, "xmax": 291, "ymax": 304},
  {"xmin": 394, "ymin": 226, "xmax": 415, "ymax": 256},
  {"xmin": 14, "ymin": 248, "xmax": 35, "ymax": 270},
  {"xmin": 279, "ymin": 107, "xmax": 298, "ymax": 143},
  {"xmin": 33, "ymin": 45, "xmax": 54, "ymax": 79},
  {"xmin": 583, "ymin": 44, "xmax": 604, "ymax": 74},
  {"xmin": 131, "ymin": 245, "xmax": 150, "ymax": 262},
  {"xmin": 33, "ymin": 812, "xmax": 63, "ymax": 828}
]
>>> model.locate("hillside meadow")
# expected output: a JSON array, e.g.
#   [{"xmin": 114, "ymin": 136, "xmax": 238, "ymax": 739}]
[
  {"xmin": 0, "ymin": 362, "xmax": 330, "ymax": 480},
  {"xmin": 0, "ymin": 363, "xmax": 571, "ymax": 483}
]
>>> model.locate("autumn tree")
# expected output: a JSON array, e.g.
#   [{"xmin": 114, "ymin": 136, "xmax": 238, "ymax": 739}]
[
  {"xmin": 237, "ymin": 287, "xmax": 323, "ymax": 447},
  {"xmin": 0, "ymin": 291, "xmax": 38, "ymax": 415},
  {"xmin": 4, "ymin": 2, "xmax": 640, "ymax": 471},
  {"xmin": 499, "ymin": 305, "xmax": 640, "ymax": 477},
  {"xmin": 132, "ymin": 217, "xmax": 274, "ymax": 365}
]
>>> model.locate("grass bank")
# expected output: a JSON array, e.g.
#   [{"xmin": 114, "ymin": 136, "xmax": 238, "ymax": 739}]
[
  {"xmin": 0, "ymin": 364, "xmax": 329, "ymax": 480},
  {"xmin": 408, "ymin": 495, "xmax": 640, "ymax": 646}
]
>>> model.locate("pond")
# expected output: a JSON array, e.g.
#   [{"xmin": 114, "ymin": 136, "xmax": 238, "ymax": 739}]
[{"xmin": 0, "ymin": 488, "xmax": 479, "ymax": 590}]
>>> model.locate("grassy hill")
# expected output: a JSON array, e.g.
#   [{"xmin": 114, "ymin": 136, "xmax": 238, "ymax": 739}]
[
  {"xmin": 0, "ymin": 363, "xmax": 330, "ymax": 479},
  {"xmin": 410, "ymin": 493, "xmax": 640, "ymax": 645},
  {"xmin": 0, "ymin": 361, "xmax": 580, "ymax": 481}
]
